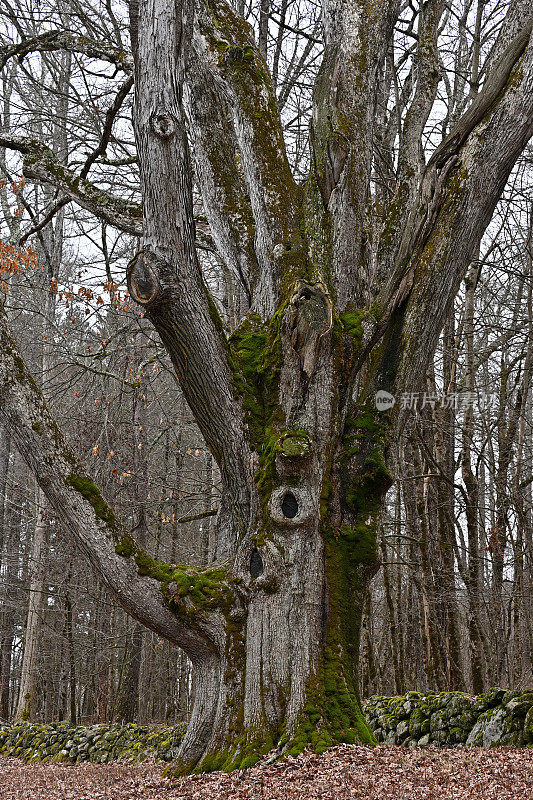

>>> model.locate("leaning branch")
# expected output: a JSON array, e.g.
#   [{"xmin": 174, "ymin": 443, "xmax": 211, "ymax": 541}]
[
  {"xmin": 391, "ymin": 31, "xmax": 533, "ymax": 401},
  {"xmin": 378, "ymin": 23, "xmax": 533, "ymax": 318},
  {"xmin": 0, "ymin": 300, "xmax": 230, "ymax": 661}
]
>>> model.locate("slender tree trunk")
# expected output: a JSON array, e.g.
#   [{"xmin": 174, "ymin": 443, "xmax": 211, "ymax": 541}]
[
  {"xmin": 64, "ymin": 589, "xmax": 76, "ymax": 724},
  {"xmin": 0, "ymin": 425, "xmax": 9, "ymax": 561},
  {"xmin": 0, "ymin": 489, "xmax": 18, "ymax": 720},
  {"xmin": 461, "ymin": 261, "xmax": 485, "ymax": 692},
  {"xmin": 15, "ymin": 486, "xmax": 46, "ymax": 721},
  {"xmin": 115, "ymin": 336, "xmax": 149, "ymax": 722},
  {"xmin": 380, "ymin": 537, "xmax": 404, "ymax": 694}
]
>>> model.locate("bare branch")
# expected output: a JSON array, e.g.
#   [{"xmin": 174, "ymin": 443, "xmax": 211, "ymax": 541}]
[
  {"xmin": 0, "ymin": 134, "xmax": 142, "ymax": 234},
  {"xmin": 0, "ymin": 30, "xmax": 133, "ymax": 73}
]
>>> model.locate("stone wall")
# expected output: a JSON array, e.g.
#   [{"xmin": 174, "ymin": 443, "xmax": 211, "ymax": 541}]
[
  {"xmin": 0, "ymin": 689, "xmax": 531, "ymax": 764},
  {"xmin": 363, "ymin": 688, "xmax": 533, "ymax": 748},
  {"xmin": 0, "ymin": 721, "xmax": 184, "ymax": 763}
]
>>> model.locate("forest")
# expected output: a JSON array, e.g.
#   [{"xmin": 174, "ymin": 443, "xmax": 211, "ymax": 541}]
[{"xmin": 0, "ymin": 0, "xmax": 532, "ymax": 795}]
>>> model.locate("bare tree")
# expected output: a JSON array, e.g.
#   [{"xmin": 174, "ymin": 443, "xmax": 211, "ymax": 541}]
[{"xmin": 0, "ymin": 0, "xmax": 532, "ymax": 773}]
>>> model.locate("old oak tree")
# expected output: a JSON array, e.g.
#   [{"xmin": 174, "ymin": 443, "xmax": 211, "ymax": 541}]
[{"xmin": 1, "ymin": 0, "xmax": 533, "ymax": 774}]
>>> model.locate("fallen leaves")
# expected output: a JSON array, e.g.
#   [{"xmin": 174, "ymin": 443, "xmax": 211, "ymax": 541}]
[{"xmin": 0, "ymin": 745, "xmax": 531, "ymax": 800}]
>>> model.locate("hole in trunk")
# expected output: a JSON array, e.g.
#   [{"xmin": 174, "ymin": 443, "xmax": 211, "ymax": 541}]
[
  {"xmin": 281, "ymin": 492, "xmax": 299, "ymax": 519},
  {"xmin": 249, "ymin": 548, "xmax": 264, "ymax": 578}
]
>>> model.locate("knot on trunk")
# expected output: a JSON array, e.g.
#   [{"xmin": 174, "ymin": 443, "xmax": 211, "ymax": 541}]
[
  {"xmin": 269, "ymin": 485, "xmax": 317, "ymax": 526},
  {"xmin": 149, "ymin": 110, "xmax": 176, "ymax": 140},
  {"xmin": 127, "ymin": 250, "xmax": 160, "ymax": 305},
  {"xmin": 286, "ymin": 280, "xmax": 332, "ymax": 377}
]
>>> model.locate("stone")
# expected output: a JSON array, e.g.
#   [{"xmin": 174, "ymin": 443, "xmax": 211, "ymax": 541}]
[
  {"xmin": 524, "ymin": 706, "xmax": 533, "ymax": 743},
  {"xmin": 505, "ymin": 697, "xmax": 532, "ymax": 718},
  {"xmin": 466, "ymin": 708, "xmax": 507, "ymax": 747},
  {"xmin": 396, "ymin": 721, "xmax": 409, "ymax": 740},
  {"xmin": 472, "ymin": 688, "xmax": 506, "ymax": 713}
]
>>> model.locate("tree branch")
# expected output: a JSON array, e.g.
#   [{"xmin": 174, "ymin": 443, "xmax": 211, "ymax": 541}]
[
  {"xmin": 0, "ymin": 30, "xmax": 133, "ymax": 74},
  {"xmin": 79, "ymin": 75, "xmax": 134, "ymax": 179},
  {"xmin": 309, "ymin": 0, "xmax": 400, "ymax": 309},
  {"xmin": 184, "ymin": 46, "xmax": 258, "ymax": 308},
  {"xmin": 130, "ymin": 0, "xmax": 256, "ymax": 546},
  {"xmin": 0, "ymin": 299, "xmax": 228, "ymax": 662},
  {"xmin": 377, "ymin": 0, "xmax": 444, "ymax": 284},
  {"xmin": 379, "ymin": 21, "xmax": 533, "ymax": 317},
  {"xmin": 389, "ymin": 29, "xmax": 533, "ymax": 404},
  {"xmin": 0, "ymin": 134, "xmax": 142, "ymax": 235},
  {"xmin": 196, "ymin": 0, "xmax": 306, "ymax": 317}
]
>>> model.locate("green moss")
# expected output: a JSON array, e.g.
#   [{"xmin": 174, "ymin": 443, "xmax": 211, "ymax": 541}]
[
  {"xmin": 65, "ymin": 473, "xmax": 116, "ymax": 525},
  {"xmin": 275, "ymin": 430, "xmax": 312, "ymax": 458},
  {"xmin": 165, "ymin": 727, "xmax": 276, "ymax": 777},
  {"xmin": 11, "ymin": 352, "xmax": 38, "ymax": 390},
  {"xmin": 115, "ymin": 535, "xmax": 135, "ymax": 558},
  {"xmin": 133, "ymin": 551, "xmax": 234, "ymax": 614},
  {"xmin": 339, "ymin": 310, "xmax": 366, "ymax": 345},
  {"xmin": 229, "ymin": 310, "xmax": 286, "ymax": 507},
  {"xmin": 65, "ymin": 476, "xmax": 234, "ymax": 616},
  {"xmin": 341, "ymin": 402, "xmax": 392, "ymax": 517},
  {"xmin": 31, "ymin": 421, "xmax": 43, "ymax": 435},
  {"xmin": 283, "ymin": 511, "xmax": 377, "ymax": 758}
]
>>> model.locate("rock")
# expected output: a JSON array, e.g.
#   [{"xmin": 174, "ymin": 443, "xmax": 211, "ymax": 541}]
[
  {"xmin": 501, "ymin": 690, "xmax": 520, "ymax": 707},
  {"xmin": 472, "ymin": 688, "xmax": 506, "ymax": 713},
  {"xmin": 396, "ymin": 721, "xmax": 409, "ymax": 740},
  {"xmin": 418, "ymin": 734, "xmax": 431, "ymax": 747},
  {"xmin": 524, "ymin": 706, "xmax": 533, "ymax": 743},
  {"xmin": 505, "ymin": 697, "xmax": 532, "ymax": 718},
  {"xmin": 467, "ymin": 708, "xmax": 508, "ymax": 747}
]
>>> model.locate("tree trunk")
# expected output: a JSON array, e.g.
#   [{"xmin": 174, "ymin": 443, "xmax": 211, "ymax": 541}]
[
  {"xmin": 64, "ymin": 588, "xmax": 77, "ymax": 725},
  {"xmin": 15, "ymin": 486, "xmax": 46, "ymax": 721},
  {"xmin": 461, "ymin": 261, "xmax": 485, "ymax": 693},
  {"xmin": 0, "ymin": 487, "xmax": 18, "ymax": 720},
  {"xmin": 114, "ymin": 336, "xmax": 149, "ymax": 723},
  {"xmin": 0, "ymin": 425, "xmax": 9, "ymax": 561}
]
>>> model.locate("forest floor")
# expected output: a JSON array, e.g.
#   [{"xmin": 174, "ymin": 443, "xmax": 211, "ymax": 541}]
[{"xmin": 0, "ymin": 744, "xmax": 531, "ymax": 799}]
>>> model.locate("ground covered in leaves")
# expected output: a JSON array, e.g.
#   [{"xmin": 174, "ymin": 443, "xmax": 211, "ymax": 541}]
[{"xmin": 0, "ymin": 745, "xmax": 531, "ymax": 799}]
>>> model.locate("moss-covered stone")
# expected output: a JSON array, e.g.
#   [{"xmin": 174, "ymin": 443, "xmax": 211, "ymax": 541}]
[
  {"xmin": 0, "ymin": 722, "xmax": 184, "ymax": 763},
  {"xmin": 363, "ymin": 689, "xmax": 533, "ymax": 749}
]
